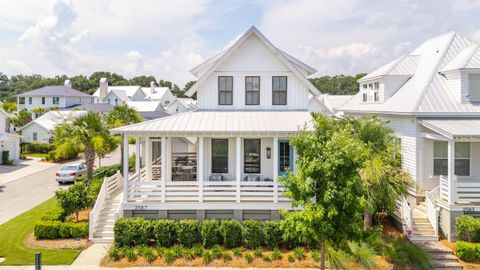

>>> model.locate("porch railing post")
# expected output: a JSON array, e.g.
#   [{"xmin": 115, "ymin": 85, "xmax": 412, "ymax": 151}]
[
  {"xmin": 236, "ymin": 137, "xmax": 241, "ymax": 203},
  {"xmin": 161, "ymin": 137, "xmax": 167, "ymax": 203},
  {"xmin": 122, "ymin": 135, "xmax": 129, "ymax": 203},
  {"xmin": 135, "ymin": 136, "xmax": 140, "ymax": 175},
  {"xmin": 447, "ymin": 140, "xmax": 455, "ymax": 205},
  {"xmin": 198, "ymin": 137, "xmax": 204, "ymax": 203},
  {"xmin": 273, "ymin": 137, "xmax": 278, "ymax": 203},
  {"xmin": 146, "ymin": 137, "xmax": 152, "ymax": 181}
]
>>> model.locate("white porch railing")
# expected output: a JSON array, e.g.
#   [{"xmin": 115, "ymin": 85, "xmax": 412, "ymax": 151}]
[
  {"xmin": 88, "ymin": 170, "xmax": 122, "ymax": 239},
  {"xmin": 398, "ymin": 197, "xmax": 413, "ymax": 237},
  {"xmin": 440, "ymin": 175, "xmax": 480, "ymax": 204},
  {"xmin": 127, "ymin": 180, "xmax": 290, "ymax": 203},
  {"xmin": 439, "ymin": 175, "xmax": 449, "ymax": 202},
  {"xmin": 425, "ymin": 186, "xmax": 440, "ymax": 237}
]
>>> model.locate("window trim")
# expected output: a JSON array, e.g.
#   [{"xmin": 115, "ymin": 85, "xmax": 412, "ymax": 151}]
[
  {"xmin": 218, "ymin": 76, "xmax": 233, "ymax": 106},
  {"xmin": 243, "ymin": 139, "xmax": 261, "ymax": 174},
  {"xmin": 272, "ymin": 76, "xmax": 287, "ymax": 105},
  {"xmin": 245, "ymin": 76, "xmax": 260, "ymax": 106},
  {"xmin": 28, "ymin": 97, "xmax": 32, "ymax": 105},
  {"xmin": 211, "ymin": 139, "xmax": 229, "ymax": 174},
  {"xmin": 433, "ymin": 141, "xmax": 471, "ymax": 176},
  {"xmin": 41, "ymin": 97, "xmax": 45, "ymax": 105},
  {"xmin": 278, "ymin": 140, "xmax": 293, "ymax": 175},
  {"xmin": 33, "ymin": 132, "xmax": 38, "ymax": 141},
  {"xmin": 52, "ymin": 96, "xmax": 60, "ymax": 105}
]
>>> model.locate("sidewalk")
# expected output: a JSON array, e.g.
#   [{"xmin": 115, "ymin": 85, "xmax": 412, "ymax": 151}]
[{"xmin": 0, "ymin": 158, "xmax": 59, "ymax": 186}]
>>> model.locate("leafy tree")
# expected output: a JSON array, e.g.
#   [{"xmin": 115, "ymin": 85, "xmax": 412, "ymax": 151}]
[
  {"xmin": 32, "ymin": 107, "xmax": 47, "ymax": 117},
  {"xmin": 55, "ymin": 183, "xmax": 90, "ymax": 222},
  {"xmin": 54, "ymin": 111, "xmax": 112, "ymax": 179},
  {"xmin": 92, "ymin": 134, "xmax": 118, "ymax": 167},
  {"xmin": 183, "ymin": 80, "xmax": 196, "ymax": 92},
  {"xmin": 2, "ymin": 102, "xmax": 17, "ymax": 112},
  {"xmin": 309, "ymin": 73, "xmax": 366, "ymax": 95},
  {"xmin": 129, "ymin": 75, "xmax": 156, "ymax": 87},
  {"xmin": 281, "ymin": 114, "xmax": 368, "ymax": 269},
  {"xmin": 11, "ymin": 109, "xmax": 31, "ymax": 127}
]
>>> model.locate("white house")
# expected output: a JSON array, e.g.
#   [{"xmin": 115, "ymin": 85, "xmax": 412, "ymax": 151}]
[
  {"xmin": 0, "ymin": 108, "xmax": 20, "ymax": 164},
  {"xmin": 16, "ymin": 80, "xmax": 93, "ymax": 117},
  {"xmin": 125, "ymin": 101, "xmax": 170, "ymax": 120},
  {"xmin": 93, "ymin": 79, "xmax": 176, "ymax": 107},
  {"xmin": 19, "ymin": 110, "xmax": 86, "ymax": 143},
  {"xmin": 88, "ymin": 26, "xmax": 329, "ymax": 242},
  {"xmin": 340, "ymin": 31, "xmax": 480, "ymax": 241},
  {"xmin": 165, "ymin": 98, "xmax": 197, "ymax": 114}
]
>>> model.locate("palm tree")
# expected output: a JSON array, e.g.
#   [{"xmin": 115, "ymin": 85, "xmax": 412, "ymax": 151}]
[
  {"xmin": 106, "ymin": 104, "xmax": 143, "ymax": 174},
  {"xmin": 54, "ymin": 111, "xmax": 114, "ymax": 179},
  {"xmin": 352, "ymin": 117, "xmax": 411, "ymax": 229}
]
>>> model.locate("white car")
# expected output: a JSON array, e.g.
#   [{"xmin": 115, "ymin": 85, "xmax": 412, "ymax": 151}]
[{"xmin": 55, "ymin": 162, "xmax": 87, "ymax": 184}]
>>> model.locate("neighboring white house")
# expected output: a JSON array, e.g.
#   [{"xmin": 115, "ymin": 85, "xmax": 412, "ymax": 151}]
[
  {"xmin": 93, "ymin": 79, "xmax": 176, "ymax": 107},
  {"xmin": 19, "ymin": 110, "xmax": 86, "ymax": 143},
  {"xmin": 340, "ymin": 31, "xmax": 480, "ymax": 241},
  {"xmin": 0, "ymin": 108, "xmax": 20, "ymax": 164},
  {"xmin": 16, "ymin": 80, "xmax": 93, "ymax": 118},
  {"xmin": 88, "ymin": 26, "xmax": 329, "ymax": 242},
  {"xmin": 125, "ymin": 101, "xmax": 170, "ymax": 120},
  {"xmin": 165, "ymin": 98, "xmax": 197, "ymax": 114}
]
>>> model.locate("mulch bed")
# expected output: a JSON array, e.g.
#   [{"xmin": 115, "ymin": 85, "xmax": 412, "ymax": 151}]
[{"xmin": 24, "ymin": 233, "xmax": 91, "ymax": 250}]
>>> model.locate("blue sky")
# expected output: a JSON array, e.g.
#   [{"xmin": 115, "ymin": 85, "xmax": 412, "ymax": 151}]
[{"xmin": 0, "ymin": 0, "xmax": 479, "ymax": 87}]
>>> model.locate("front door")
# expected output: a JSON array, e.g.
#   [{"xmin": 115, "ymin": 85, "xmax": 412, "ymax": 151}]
[{"xmin": 278, "ymin": 140, "xmax": 293, "ymax": 176}]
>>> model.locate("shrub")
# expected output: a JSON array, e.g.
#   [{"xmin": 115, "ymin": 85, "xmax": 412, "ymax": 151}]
[
  {"xmin": 326, "ymin": 246, "xmax": 349, "ymax": 269},
  {"xmin": 163, "ymin": 250, "xmax": 175, "ymax": 264},
  {"xmin": 456, "ymin": 215, "xmax": 480, "ymax": 243},
  {"xmin": 23, "ymin": 142, "xmax": 54, "ymax": 154},
  {"xmin": 55, "ymin": 183, "xmax": 90, "ymax": 222},
  {"xmin": 262, "ymin": 254, "xmax": 272, "ymax": 262},
  {"xmin": 222, "ymin": 252, "xmax": 232, "ymax": 261},
  {"xmin": 287, "ymin": 254, "xmax": 295, "ymax": 263},
  {"xmin": 253, "ymin": 247, "xmax": 263, "ymax": 258},
  {"xmin": 86, "ymin": 178, "xmax": 103, "ymax": 204},
  {"xmin": 362, "ymin": 226, "xmax": 384, "ymax": 252},
  {"xmin": 211, "ymin": 245, "xmax": 224, "ymax": 259},
  {"xmin": 192, "ymin": 244, "xmax": 204, "ymax": 257},
  {"xmin": 201, "ymin": 219, "xmax": 222, "ymax": 247},
  {"xmin": 41, "ymin": 208, "xmax": 66, "ymax": 222},
  {"xmin": 348, "ymin": 242, "xmax": 375, "ymax": 270},
  {"xmin": 385, "ymin": 238, "xmax": 433, "ymax": 270},
  {"xmin": 172, "ymin": 244, "xmax": 185, "ymax": 258},
  {"xmin": 175, "ymin": 220, "xmax": 199, "ymax": 247},
  {"xmin": 293, "ymin": 247, "xmax": 305, "ymax": 261},
  {"xmin": 108, "ymin": 245, "xmax": 121, "ymax": 261},
  {"xmin": 114, "ymin": 218, "xmax": 153, "ymax": 247},
  {"xmin": 456, "ymin": 241, "xmax": 480, "ymax": 262},
  {"xmin": 232, "ymin": 247, "xmax": 243, "ymax": 257},
  {"xmin": 50, "ymin": 143, "xmax": 79, "ymax": 162},
  {"xmin": 272, "ymin": 248, "xmax": 282, "ymax": 261},
  {"xmin": 59, "ymin": 223, "xmax": 73, "ymax": 238},
  {"xmin": 202, "ymin": 250, "xmax": 213, "ymax": 264},
  {"xmin": 243, "ymin": 220, "xmax": 264, "ymax": 248},
  {"xmin": 244, "ymin": 252, "xmax": 254, "ymax": 263},
  {"xmin": 153, "ymin": 219, "xmax": 177, "ymax": 247},
  {"xmin": 34, "ymin": 221, "xmax": 61, "ymax": 239},
  {"xmin": 311, "ymin": 250, "xmax": 321, "ymax": 263},
  {"xmin": 263, "ymin": 220, "xmax": 283, "ymax": 249},
  {"xmin": 220, "ymin": 219, "xmax": 243, "ymax": 248},
  {"xmin": 141, "ymin": 247, "xmax": 157, "ymax": 263},
  {"xmin": 69, "ymin": 222, "xmax": 88, "ymax": 238},
  {"xmin": 184, "ymin": 249, "xmax": 196, "ymax": 260},
  {"xmin": 125, "ymin": 247, "xmax": 137, "ymax": 262}
]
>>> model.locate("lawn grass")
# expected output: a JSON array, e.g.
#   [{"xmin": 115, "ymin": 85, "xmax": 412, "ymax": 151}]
[
  {"xmin": 0, "ymin": 197, "xmax": 82, "ymax": 265},
  {"xmin": 23, "ymin": 153, "xmax": 48, "ymax": 159}
]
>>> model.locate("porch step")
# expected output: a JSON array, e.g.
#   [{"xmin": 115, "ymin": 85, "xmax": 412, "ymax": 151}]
[
  {"xmin": 90, "ymin": 189, "xmax": 122, "ymax": 244},
  {"xmin": 415, "ymin": 241, "xmax": 463, "ymax": 270}
]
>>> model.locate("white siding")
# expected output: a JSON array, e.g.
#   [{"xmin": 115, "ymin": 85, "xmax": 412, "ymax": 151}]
[
  {"xmin": 132, "ymin": 90, "xmax": 146, "ymax": 101},
  {"xmin": 21, "ymin": 124, "xmax": 51, "ymax": 143}
]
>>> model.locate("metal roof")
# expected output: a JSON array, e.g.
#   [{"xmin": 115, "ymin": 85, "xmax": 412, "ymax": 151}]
[
  {"xmin": 111, "ymin": 110, "xmax": 312, "ymax": 135},
  {"xmin": 19, "ymin": 111, "xmax": 86, "ymax": 131},
  {"xmin": 441, "ymin": 44, "xmax": 480, "ymax": 72},
  {"xmin": 421, "ymin": 119, "xmax": 480, "ymax": 139},
  {"xmin": 16, "ymin": 86, "xmax": 92, "ymax": 98},
  {"xmin": 92, "ymin": 86, "xmax": 142, "ymax": 98},
  {"xmin": 65, "ymin": 103, "xmax": 114, "ymax": 113},
  {"xmin": 359, "ymin": 55, "xmax": 419, "ymax": 81}
]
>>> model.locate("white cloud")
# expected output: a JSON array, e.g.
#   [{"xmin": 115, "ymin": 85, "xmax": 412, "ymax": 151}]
[{"xmin": 393, "ymin": 41, "xmax": 412, "ymax": 57}]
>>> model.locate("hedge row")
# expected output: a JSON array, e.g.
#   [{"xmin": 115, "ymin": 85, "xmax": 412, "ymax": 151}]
[
  {"xmin": 456, "ymin": 241, "xmax": 480, "ymax": 262},
  {"xmin": 22, "ymin": 142, "xmax": 55, "ymax": 154},
  {"xmin": 456, "ymin": 216, "xmax": 480, "ymax": 243},
  {"xmin": 114, "ymin": 218, "xmax": 284, "ymax": 249},
  {"xmin": 34, "ymin": 221, "xmax": 88, "ymax": 239}
]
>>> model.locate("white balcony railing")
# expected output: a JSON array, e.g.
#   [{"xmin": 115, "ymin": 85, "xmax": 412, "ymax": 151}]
[
  {"xmin": 440, "ymin": 175, "xmax": 480, "ymax": 204},
  {"xmin": 425, "ymin": 186, "xmax": 440, "ymax": 236},
  {"xmin": 398, "ymin": 197, "xmax": 413, "ymax": 237}
]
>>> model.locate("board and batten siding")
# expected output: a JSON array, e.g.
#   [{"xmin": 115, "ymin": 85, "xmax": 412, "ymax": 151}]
[{"xmin": 195, "ymin": 34, "xmax": 310, "ymax": 111}]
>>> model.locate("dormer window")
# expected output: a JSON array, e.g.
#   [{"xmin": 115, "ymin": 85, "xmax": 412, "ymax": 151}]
[
  {"xmin": 469, "ymin": 74, "xmax": 480, "ymax": 101},
  {"xmin": 218, "ymin": 76, "xmax": 233, "ymax": 105}
]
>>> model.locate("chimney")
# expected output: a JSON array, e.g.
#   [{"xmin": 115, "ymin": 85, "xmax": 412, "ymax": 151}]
[
  {"xmin": 150, "ymin": 81, "xmax": 156, "ymax": 94},
  {"xmin": 64, "ymin": 79, "xmax": 72, "ymax": 88},
  {"xmin": 99, "ymin": 78, "xmax": 108, "ymax": 102}
]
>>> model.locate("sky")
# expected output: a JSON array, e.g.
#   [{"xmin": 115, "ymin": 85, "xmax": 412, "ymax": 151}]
[{"xmin": 0, "ymin": 0, "xmax": 479, "ymax": 87}]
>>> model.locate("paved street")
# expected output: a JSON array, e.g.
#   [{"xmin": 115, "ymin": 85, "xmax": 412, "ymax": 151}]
[{"xmin": 0, "ymin": 147, "xmax": 124, "ymax": 225}]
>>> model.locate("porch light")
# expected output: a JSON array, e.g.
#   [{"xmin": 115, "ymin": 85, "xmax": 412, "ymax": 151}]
[{"xmin": 266, "ymin": 147, "xmax": 271, "ymax": 159}]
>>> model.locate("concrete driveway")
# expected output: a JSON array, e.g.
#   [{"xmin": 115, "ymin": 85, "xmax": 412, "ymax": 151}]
[{"xmin": 0, "ymin": 147, "xmax": 124, "ymax": 225}]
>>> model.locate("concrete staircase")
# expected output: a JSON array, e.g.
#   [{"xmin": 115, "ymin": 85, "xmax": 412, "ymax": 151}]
[
  {"xmin": 411, "ymin": 202, "xmax": 438, "ymax": 241},
  {"xmin": 416, "ymin": 241, "xmax": 463, "ymax": 270},
  {"xmin": 90, "ymin": 191, "xmax": 122, "ymax": 243}
]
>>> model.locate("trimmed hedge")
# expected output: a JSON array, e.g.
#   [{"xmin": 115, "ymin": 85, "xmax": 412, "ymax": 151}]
[
  {"xmin": 456, "ymin": 215, "xmax": 480, "ymax": 243},
  {"xmin": 264, "ymin": 220, "xmax": 283, "ymax": 249},
  {"xmin": 201, "ymin": 219, "xmax": 222, "ymax": 247},
  {"xmin": 243, "ymin": 220, "xmax": 264, "ymax": 249},
  {"xmin": 34, "ymin": 221, "xmax": 88, "ymax": 239},
  {"xmin": 154, "ymin": 219, "xmax": 176, "ymax": 247},
  {"xmin": 114, "ymin": 218, "xmax": 153, "ymax": 247},
  {"xmin": 23, "ymin": 142, "xmax": 54, "ymax": 154},
  {"xmin": 220, "ymin": 220, "xmax": 243, "ymax": 248},
  {"xmin": 456, "ymin": 241, "xmax": 480, "ymax": 262},
  {"xmin": 176, "ymin": 220, "xmax": 200, "ymax": 247},
  {"xmin": 41, "ymin": 208, "xmax": 66, "ymax": 222}
]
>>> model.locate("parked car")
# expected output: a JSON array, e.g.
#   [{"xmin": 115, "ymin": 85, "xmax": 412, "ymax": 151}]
[{"xmin": 55, "ymin": 162, "xmax": 87, "ymax": 184}]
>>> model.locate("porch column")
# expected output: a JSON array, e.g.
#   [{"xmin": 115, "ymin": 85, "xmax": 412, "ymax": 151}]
[
  {"xmin": 145, "ymin": 137, "xmax": 152, "ymax": 180},
  {"xmin": 273, "ymin": 137, "xmax": 278, "ymax": 203},
  {"xmin": 122, "ymin": 135, "xmax": 129, "ymax": 203},
  {"xmin": 236, "ymin": 137, "xmax": 241, "ymax": 203},
  {"xmin": 448, "ymin": 140, "xmax": 455, "ymax": 205},
  {"xmin": 161, "ymin": 137, "xmax": 167, "ymax": 203},
  {"xmin": 198, "ymin": 137, "xmax": 204, "ymax": 203},
  {"xmin": 135, "ymin": 136, "xmax": 140, "ymax": 176}
]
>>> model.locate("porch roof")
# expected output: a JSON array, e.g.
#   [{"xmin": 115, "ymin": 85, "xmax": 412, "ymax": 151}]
[
  {"xmin": 421, "ymin": 119, "xmax": 480, "ymax": 139},
  {"xmin": 111, "ymin": 110, "xmax": 313, "ymax": 136}
]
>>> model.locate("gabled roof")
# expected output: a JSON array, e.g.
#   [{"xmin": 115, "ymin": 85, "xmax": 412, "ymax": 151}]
[
  {"xmin": 125, "ymin": 101, "xmax": 164, "ymax": 112},
  {"xmin": 16, "ymin": 86, "xmax": 92, "ymax": 98},
  {"xmin": 171, "ymin": 98, "xmax": 197, "ymax": 109},
  {"xmin": 92, "ymin": 86, "xmax": 142, "ymax": 98},
  {"xmin": 440, "ymin": 44, "xmax": 480, "ymax": 72},
  {"xmin": 359, "ymin": 55, "xmax": 420, "ymax": 82},
  {"xmin": 341, "ymin": 31, "xmax": 480, "ymax": 115},
  {"xmin": 65, "ymin": 103, "xmax": 114, "ymax": 113},
  {"xmin": 185, "ymin": 26, "xmax": 321, "ymax": 97},
  {"xmin": 142, "ymin": 87, "xmax": 172, "ymax": 100},
  {"xmin": 421, "ymin": 119, "xmax": 480, "ymax": 139},
  {"xmin": 108, "ymin": 90, "xmax": 132, "ymax": 102},
  {"xmin": 19, "ymin": 110, "xmax": 86, "ymax": 131}
]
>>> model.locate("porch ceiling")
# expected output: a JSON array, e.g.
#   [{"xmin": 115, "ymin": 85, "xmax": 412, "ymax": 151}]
[
  {"xmin": 111, "ymin": 110, "xmax": 313, "ymax": 136},
  {"xmin": 421, "ymin": 119, "xmax": 480, "ymax": 140}
]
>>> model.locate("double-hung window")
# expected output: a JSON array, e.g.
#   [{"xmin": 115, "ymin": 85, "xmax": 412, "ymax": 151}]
[
  {"xmin": 245, "ymin": 76, "xmax": 260, "ymax": 105},
  {"xmin": 212, "ymin": 139, "xmax": 228, "ymax": 173},
  {"xmin": 244, "ymin": 139, "xmax": 261, "ymax": 173},
  {"xmin": 272, "ymin": 76, "xmax": 287, "ymax": 105},
  {"xmin": 279, "ymin": 141, "xmax": 292, "ymax": 175},
  {"xmin": 28, "ymin": 97, "xmax": 32, "ymax": 105},
  {"xmin": 53, "ymin": 96, "xmax": 60, "ymax": 105},
  {"xmin": 41, "ymin": 97, "xmax": 45, "ymax": 105},
  {"xmin": 433, "ymin": 141, "xmax": 470, "ymax": 176},
  {"xmin": 218, "ymin": 76, "xmax": 233, "ymax": 105}
]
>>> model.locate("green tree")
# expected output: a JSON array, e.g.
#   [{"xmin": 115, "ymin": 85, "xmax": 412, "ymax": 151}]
[
  {"xmin": 309, "ymin": 73, "xmax": 367, "ymax": 95},
  {"xmin": 54, "ymin": 111, "xmax": 112, "ymax": 179},
  {"xmin": 129, "ymin": 75, "xmax": 156, "ymax": 87},
  {"xmin": 55, "ymin": 183, "xmax": 90, "ymax": 222},
  {"xmin": 11, "ymin": 109, "xmax": 31, "ymax": 127},
  {"xmin": 281, "ymin": 114, "xmax": 368, "ymax": 269},
  {"xmin": 32, "ymin": 107, "xmax": 47, "ymax": 117},
  {"xmin": 2, "ymin": 102, "xmax": 17, "ymax": 112}
]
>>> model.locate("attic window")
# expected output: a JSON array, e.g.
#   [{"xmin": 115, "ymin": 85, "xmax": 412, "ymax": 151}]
[
  {"xmin": 362, "ymin": 84, "xmax": 367, "ymax": 89},
  {"xmin": 469, "ymin": 74, "xmax": 480, "ymax": 101}
]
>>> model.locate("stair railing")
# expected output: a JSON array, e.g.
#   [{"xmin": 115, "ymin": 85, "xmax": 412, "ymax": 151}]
[
  {"xmin": 399, "ymin": 197, "xmax": 413, "ymax": 237},
  {"xmin": 425, "ymin": 186, "xmax": 440, "ymax": 237}
]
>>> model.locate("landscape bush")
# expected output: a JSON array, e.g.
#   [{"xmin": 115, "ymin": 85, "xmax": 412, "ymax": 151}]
[
  {"xmin": 23, "ymin": 142, "xmax": 54, "ymax": 154},
  {"xmin": 34, "ymin": 221, "xmax": 88, "ymax": 239},
  {"xmin": 263, "ymin": 220, "xmax": 283, "ymax": 249},
  {"xmin": 456, "ymin": 215, "xmax": 480, "ymax": 243},
  {"xmin": 201, "ymin": 219, "xmax": 222, "ymax": 248},
  {"xmin": 41, "ymin": 208, "xmax": 66, "ymax": 222},
  {"xmin": 55, "ymin": 182, "xmax": 91, "ymax": 222},
  {"xmin": 153, "ymin": 219, "xmax": 177, "ymax": 247},
  {"xmin": 220, "ymin": 220, "xmax": 243, "ymax": 248},
  {"xmin": 456, "ymin": 241, "xmax": 480, "ymax": 262},
  {"xmin": 175, "ymin": 220, "xmax": 200, "ymax": 247},
  {"xmin": 114, "ymin": 218, "xmax": 153, "ymax": 247},
  {"xmin": 242, "ymin": 220, "xmax": 264, "ymax": 248}
]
